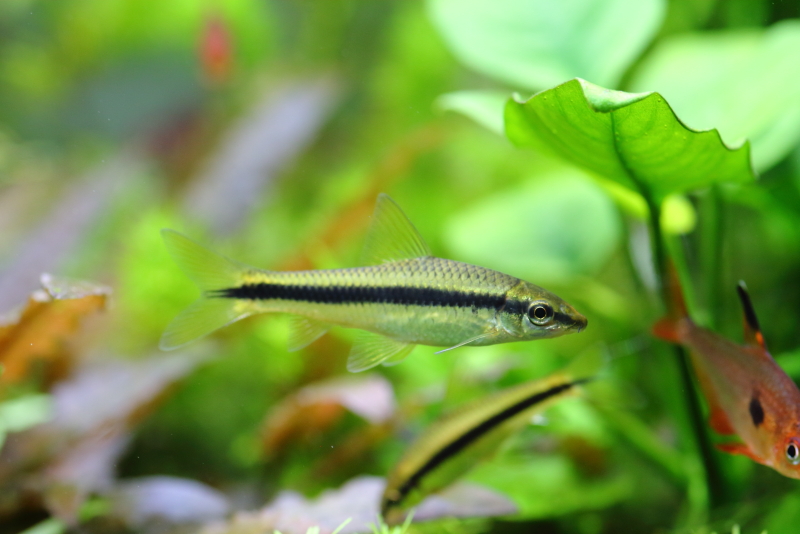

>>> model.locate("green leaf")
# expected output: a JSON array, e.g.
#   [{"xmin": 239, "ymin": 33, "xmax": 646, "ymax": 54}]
[
  {"xmin": 505, "ymin": 79, "xmax": 755, "ymax": 203},
  {"xmin": 444, "ymin": 165, "xmax": 620, "ymax": 282},
  {"xmin": 0, "ymin": 394, "xmax": 53, "ymax": 449},
  {"xmin": 18, "ymin": 518, "xmax": 65, "ymax": 534},
  {"xmin": 630, "ymin": 20, "xmax": 800, "ymax": 172},
  {"xmin": 428, "ymin": 0, "xmax": 665, "ymax": 90},
  {"xmin": 436, "ymin": 90, "xmax": 509, "ymax": 135}
]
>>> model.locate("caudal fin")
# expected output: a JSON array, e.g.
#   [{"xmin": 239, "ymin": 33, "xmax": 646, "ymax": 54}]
[
  {"xmin": 160, "ymin": 230, "xmax": 253, "ymax": 350},
  {"xmin": 652, "ymin": 318, "xmax": 682, "ymax": 343},
  {"xmin": 652, "ymin": 264, "xmax": 689, "ymax": 343}
]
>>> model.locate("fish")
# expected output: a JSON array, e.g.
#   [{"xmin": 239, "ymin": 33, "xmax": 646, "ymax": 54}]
[
  {"xmin": 653, "ymin": 274, "xmax": 800, "ymax": 478},
  {"xmin": 160, "ymin": 194, "xmax": 587, "ymax": 372},
  {"xmin": 380, "ymin": 354, "xmax": 596, "ymax": 524}
]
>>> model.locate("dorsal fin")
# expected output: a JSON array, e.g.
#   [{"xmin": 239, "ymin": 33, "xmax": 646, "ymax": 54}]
[
  {"xmin": 359, "ymin": 194, "xmax": 432, "ymax": 266},
  {"xmin": 736, "ymin": 281, "xmax": 767, "ymax": 350}
]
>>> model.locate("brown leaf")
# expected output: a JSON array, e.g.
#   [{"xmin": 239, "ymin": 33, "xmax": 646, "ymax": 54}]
[
  {"xmin": 42, "ymin": 424, "xmax": 130, "ymax": 523},
  {"xmin": 0, "ymin": 153, "xmax": 140, "ymax": 312},
  {"xmin": 183, "ymin": 77, "xmax": 340, "ymax": 235},
  {"xmin": 407, "ymin": 482, "xmax": 517, "ymax": 524},
  {"xmin": 261, "ymin": 375, "xmax": 395, "ymax": 459},
  {"xmin": 0, "ymin": 351, "xmax": 212, "ymax": 523},
  {"xmin": 309, "ymin": 422, "xmax": 395, "ymax": 479},
  {"xmin": 0, "ymin": 274, "xmax": 110, "ymax": 385},
  {"xmin": 108, "ymin": 476, "xmax": 230, "ymax": 527},
  {"xmin": 199, "ymin": 476, "xmax": 516, "ymax": 534}
]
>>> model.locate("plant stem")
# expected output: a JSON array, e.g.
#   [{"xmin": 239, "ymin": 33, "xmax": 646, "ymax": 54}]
[
  {"xmin": 643, "ymin": 194, "xmax": 726, "ymax": 513},
  {"xmin": 701, "ymin": 186, "xmax": 725, "ymax": 329}
]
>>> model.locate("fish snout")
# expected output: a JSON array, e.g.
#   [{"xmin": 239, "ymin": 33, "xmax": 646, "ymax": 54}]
[{"xmin": 561, "ymin": 304, "xmax": 587, "ymax": 333}]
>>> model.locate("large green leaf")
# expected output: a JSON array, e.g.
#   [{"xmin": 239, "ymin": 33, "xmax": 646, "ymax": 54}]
[
  {"xmin": 444, "ymin": 166, "xmax": 620, "ymax": 282},
  {"xmin": 436, "ymin": 90, "xmax": 509, "ymax": 135},
  {"xmin": 630, "ymin": 20, "xmax": 800, "ymax": 173},
  {"xmin": 428, "ymin": 0, "xmax": 665, "ymax": 90},
  {"xmin": 505, "ymin": 79, "xmax": 755, "ymax": 203}
]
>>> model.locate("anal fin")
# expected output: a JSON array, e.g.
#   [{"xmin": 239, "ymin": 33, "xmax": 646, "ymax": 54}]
[
  {"xmin": 347, "ymin": 331, "xmax": 415, "ymax": 373},
  {"xmin": 381, "ymin": 347, "xmax": 415, "ymax": 367},
  {"xmin": 287, "ymin": 315, "xmax": 330, "ymax": 352},
  {"xmin": 716, "ymin": 442, "xmax": 764, "ymax": 463}
]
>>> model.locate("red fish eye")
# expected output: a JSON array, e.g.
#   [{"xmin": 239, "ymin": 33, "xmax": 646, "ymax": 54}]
[{"xmin": 787, "ymin": 440, "xmax": 800, "ymax": 464}]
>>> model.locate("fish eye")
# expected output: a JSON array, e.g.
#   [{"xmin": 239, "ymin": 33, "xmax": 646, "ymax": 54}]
[
  {"xmin": 528, "ymin": 302, "xmax": 554, "ymax": 325},
  {"xmin": 787, "ymin": 440, "xmax": 800, "ymax": 465}
]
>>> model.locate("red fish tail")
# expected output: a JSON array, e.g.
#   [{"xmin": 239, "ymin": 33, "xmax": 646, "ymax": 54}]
[
  {"xmin": 652, "ymin": 263, "xmax": 689, "ymax": 343},
  {"xmin": 663, "ymin": 263, "xmax": 688, "ymax": 318},
  {"xmin": 652, "ymin": 317, "xmax": 682, "ymax": 343}
]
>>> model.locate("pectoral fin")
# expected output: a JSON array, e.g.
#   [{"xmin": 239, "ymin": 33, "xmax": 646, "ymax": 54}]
[
  {"xmin": 347, "ymin": 331, "xmax": 416, "ymax": 372},
  {"xmin": 716, "ymin": 442, "xmax": 764, "ymax": 463},
  {"xmin": 286, "ymin": 315, "xmax": 330, "ymax": 352},
  {"xmin": 434, "ymin": 333, "xmax": 493, "ymax": 354}
]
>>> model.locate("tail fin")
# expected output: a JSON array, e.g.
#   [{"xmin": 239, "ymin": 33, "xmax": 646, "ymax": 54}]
[
  {"xmin": 652, "ymin": 264, "xmax": 689, "ymax": 343},
  {"xmin": 160, "ymin": 230, "xmax": 253, "ymax": 350}
]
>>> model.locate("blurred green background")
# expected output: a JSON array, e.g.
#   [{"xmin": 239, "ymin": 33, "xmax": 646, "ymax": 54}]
[{"xmin": 2, "ymin": 0, "xmax": 800, "ymax": 533}]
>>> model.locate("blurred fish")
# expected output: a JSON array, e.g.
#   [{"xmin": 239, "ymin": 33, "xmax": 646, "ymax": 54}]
[
  {"xmin": 653, "ymin": 275, "xmax": 800, "ymax": 478},
  {"xmin": 200, "ymin": 12, "xmax": 232, "ymax": 85},
  {"xmin": 381, "ymin": 354, "xmax": 596, "ymax": 524},
  {"xmin": 160, "ymin": 194, "xmax": 587, "ymax": 372}
]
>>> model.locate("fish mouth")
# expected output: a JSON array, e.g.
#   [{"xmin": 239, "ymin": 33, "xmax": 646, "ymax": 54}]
[
  {"xmin": 573, "ymin": 313, "xmax": 588, "ymax": 333},
  {"xmin": 558, "ymin": 306, "xmax": 587, "ymax": 333}
]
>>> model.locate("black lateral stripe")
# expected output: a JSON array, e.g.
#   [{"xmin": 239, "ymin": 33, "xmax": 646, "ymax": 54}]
[
  {"xmin": 212, "ymin": 283, "xmax": 507, "ymax": 309},
  {"xmin": 503, "ymin": 299, "xmax": 526, "ymax": 316},
  {"xmin": 502, "ymin": 302, "xmax": 579, "ymax": 329},
  {"xmin": 388, "ymin": 380, "xmax": 585, "ymax": 508},
  {"xmin": 554, "ymin": 311, "xmax": 576, "ymax": 326}
]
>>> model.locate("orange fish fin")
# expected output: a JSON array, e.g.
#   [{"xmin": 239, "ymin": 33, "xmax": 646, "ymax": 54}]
[
  {"xmin": 708, "ymin": 406, "xmax": 737, "ymax": 436},
  {"xmin": 716, "ymin": 442, "xmax": 764, "ymax": 463},
  {"xmin": 652, "ymin": 318, "xmax": 681, "ymax": 343},
  {"xmin": 691, "ymin": 361, "xmax": 737, "ymax": 435},
  {"xmin": 665, "ymin": 263, "xmax": 688, "ymax": 318},
  {"xmin": 652, "ymin": 264, "xmax": 689, "ymax": 343},
  {"xmin": 736, "ymin": 281, "xmax": 768, "ymax": 351}
]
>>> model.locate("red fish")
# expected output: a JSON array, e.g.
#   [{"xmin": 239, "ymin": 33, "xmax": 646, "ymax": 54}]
[
  {"xmin": 200, "ymin": 13, "xmax": 232, "ymax": 85},
  {"xmin": 653, "ymin": 276, "xmax": 800, "ymax": 478}
]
